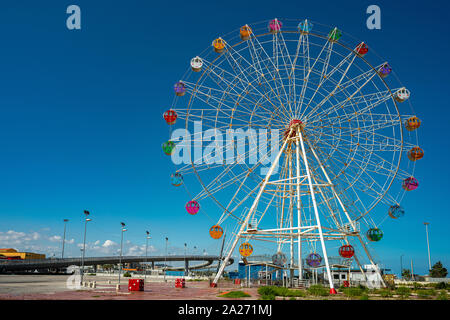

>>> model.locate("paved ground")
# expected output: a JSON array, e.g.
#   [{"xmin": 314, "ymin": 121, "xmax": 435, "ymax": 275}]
[{"xmin": 0, "ymin": 275, "xmax": 257, "ymax": 300}]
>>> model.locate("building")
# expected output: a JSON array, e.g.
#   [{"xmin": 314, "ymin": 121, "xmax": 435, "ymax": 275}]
[
  {"xmin": 324, "ymin": 264, "xmax": 390, "ymax": 288},
  {"xmin": 236, "ymin": 255, "xmax": 283, "ymax": 281},
  {"xmin": 0, "ymin": 248, "xmax": 45, "ymax": 260}
]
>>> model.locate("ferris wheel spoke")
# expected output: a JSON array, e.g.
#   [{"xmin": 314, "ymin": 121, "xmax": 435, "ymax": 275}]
[
  {"xmin": 299, "ymin": 52, "xmax": 358, "ymax": 120},
  {"xmin": 306, "ymin": 127, "xmax": 410, "ymax": 154},
  {"xmin": 304, "ymin": 74, "xmax": 379, "ymax": 123},
  {"xmin": 195, "ymin": 62, "xmax": 278, "ymax": 117},
  {"xmin": 275, "ymin": 32, "xmax": 298, "ymax": 113},
  {"xmin": 288, "ymin": 32, "xmax": 305, "ymax": 79},
  {"xmin": 309, "ymin": 137, "xmax": 392, "ymax": 206},
  {"xmin": 296, "ymin": 35, "xmax": 334, "ymax": 116},
  {"xmin": 310, "ymin": 132, "xmax": 405, "ymax": 182},
  {"xmin": 200, "ymin": 59, "xmax": 286, "ymax": 119},
  {"xmin": 225, "ymin": 43, "xmax": 291, "ymax": 116},
  {"xmin": 309, "ymin": 112, "xmax": 398, "ymax": 130},
  {"xmin": 291, "ymin": 34, "xmax": 310, "ymax": 118},
  {"xmin": 271, "ymin": 33, "xmax": 294, "ymax": 115},
  {"xmin": 306, "ymin": 84, "xmax": 391, "ymax": 124},
  {"xmin": 247, "ymin": 34, "xmax": 293, "ymax": 115},
  {"xmin": 180, "ymin": 88, "xmax": 280, "ymax": 126},
  {"xmin": 333, "ymin": 64, "xmax": 384, "ymax": 95}
]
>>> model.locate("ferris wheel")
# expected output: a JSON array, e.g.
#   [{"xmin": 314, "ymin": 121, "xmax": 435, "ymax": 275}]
[{"xmin": 161, "ymin": 18, "xmax": 422, "ymax": 293}]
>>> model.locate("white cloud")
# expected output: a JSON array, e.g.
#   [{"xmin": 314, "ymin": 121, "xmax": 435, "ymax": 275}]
[
  {"xmin": 102, "ymin": 240, "xmax": 117, "ymax": 248},
  {"xmin": 49, "ymin": 235, "xmax": 62, "ymax": 242},
  {"xmin": 0, "ymin": 230, "xmax": 41, "ymax": 246}
]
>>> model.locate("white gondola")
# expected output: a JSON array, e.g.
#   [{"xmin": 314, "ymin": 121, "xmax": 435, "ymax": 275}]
[
  {"xmin": 394, "ymin": 87, "xmax": 410, "ymax": 102},
  {"xmin": 190, "ymin": 56, "xmax": 203, "ymax": 72}
]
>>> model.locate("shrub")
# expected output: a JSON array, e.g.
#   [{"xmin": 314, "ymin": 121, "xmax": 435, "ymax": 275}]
[
  {"xmin": 437, "ymin": 290, "xmax": 448, "ymax": 300},
  {"xmin": 435, "ymin": 282, "xmax": 448, "ymax": 290},
  {"xmin": 416, "ymin": 289, "xmax": 435, "ymax": 299},
  {"xmin": 357, "ymin": 284, "xmax": 368, "ymax": 291},
  {"xmin": 379, "ymin": 289, "xmax": 393, "ymax": 298},
  {"xmin": 219, "ymin": 291, "xmax": 251, "ymax": 298},
  {"xmin": 412, "ymin": 282, "xmax": 422, "ymax": 290},
  {"xmin": 259, "ymin": 294, "xmax": 276, "ymax": 300},
  {"xmin": 258, "ymin": 286, "xmax": 278, "ymax": 296},
  {"xmin": 396, "ymin": 286, "xmax": 411, "ymax": 298},
  {"xmin": 307, "ymin": 285, "xmax": 329, "ymax": 297},
  {"xmin": 123, "ymin": 272, "xmax": 132, "ymax": 277},
  {"xmin": 343, "ymin": 287, "xmax": 364, "ymax": 297},
  {"xmin": 257, "ymin": 286, "xmax": 307, "ymax": 298},
  {"xmin": 287, "ymin": 289, "xmax": 307, "ymax": 297},
  {"xmin": 273, "ymin": 287, "xmax": 290, "ymax": 297},
  {"xmin": 360, "ymin": 294, "xmax": 369, "ymax": 300}
]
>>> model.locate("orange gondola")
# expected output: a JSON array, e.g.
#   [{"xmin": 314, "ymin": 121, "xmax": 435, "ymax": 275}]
[
  {"xmin": 405, "ymin": 116, "xmax": 421, "ymax": 131},
  {"xmin": 209, "ymin": 225, "xmax": 224, "ymax": 239},
  {"xmin": 212, "ymin": 38, "xmax": 226, "ymax": 53},
  {"xmin": 407, "ymin": 147, "xmax": 424, "ymax": 161},
  {"xmin": 240, "ymin": 25, "xmax": 252, "ymax": 40},
  {"xmin": 239, "ymin": 242, "xmax": 253, "ymax": 257}
]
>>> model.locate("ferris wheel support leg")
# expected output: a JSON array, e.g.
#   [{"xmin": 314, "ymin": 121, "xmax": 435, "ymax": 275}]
[
  {"xmin": 212, "ymin": 133, "xmax": 290, "ymax": 286},
  {"xmin": 352, "ymin": 252, "xmax": 368, "ymax": 283},
  {"xmin": 297, "ymin": 128, "xmax": 336, "ymax": 294},
  {"xmin": 356, "ymin": 234, "xmax": 387, "ymax": 288},
  {"xmin": 305, "ymin": 139, "xmax": 385, "ymax": 288},
  {"xmin": 288, "ymin": 150, "xmax": 295, "ymax": 287},
  {"xmin": 313, "ymin": 180, "xmax": 367, "ymax": 282},
  {"xmin": 295, "ymin": 136, "xmax": 303, "ymax": 280}
]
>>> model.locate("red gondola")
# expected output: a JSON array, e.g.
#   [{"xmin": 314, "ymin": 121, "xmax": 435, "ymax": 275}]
[
  {"xmin": 163, "ymin": 109, "xmax": 177, "ymax": 125},
  {"xmin": 339, "ymin": 245, "xmax": 355, "ymax": 258}
]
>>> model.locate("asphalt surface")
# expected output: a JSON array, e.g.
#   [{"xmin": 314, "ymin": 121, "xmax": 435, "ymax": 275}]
[{"xmin": 0, "ymin": 274, "xmax": 255, "ymax": 300}]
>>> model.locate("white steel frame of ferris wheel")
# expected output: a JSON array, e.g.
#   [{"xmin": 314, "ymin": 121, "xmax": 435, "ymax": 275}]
[
  {"xmin": 170, "ymin": 26, "xmax": 411, "ymax": 289},
  {"xmin": 212, "ymin": 125, "xmax": 386, "ymax": 289}
]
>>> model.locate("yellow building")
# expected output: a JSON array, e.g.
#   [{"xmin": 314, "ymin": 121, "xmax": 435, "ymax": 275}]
[{"xmin": 0, "ymin": 248, "xmax": 45, "ymax": 260}]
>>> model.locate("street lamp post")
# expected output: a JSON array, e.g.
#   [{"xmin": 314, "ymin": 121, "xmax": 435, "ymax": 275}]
[
  {"xmin": 62, "ymin": 219, "xmax": 69, "ymax": 259},
  {"xmin": 184, "ymin": 243, "xmax": 187, "ymax": 277},
  {"xmin": 118, "ymin": 222, "xmax": 127, "ymax": 285},
  {"xmin": 164, "ymin": 237, "xmax": 168, "ymax": 282},
  {"xmin": 424, "ymin": 222, "xmax": 431, "ymax": 272},
  {"xmin": 80, "ymin": 210, "xmax": 91, "ymax": 283},
  {"xmin": 145, "ymin": 231, "xmax": 150, "ymax": 281},
  {"xmin": 400, "ymin": 254, "xmax": 404, "ymax": 279}
]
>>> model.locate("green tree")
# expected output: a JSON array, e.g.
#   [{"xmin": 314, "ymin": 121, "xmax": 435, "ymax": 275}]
[
  {"xmin": 402, "ymin": 269, "xmax": 412, "ymax": 280},
  {"xmin": 430, "ymin": 261, "xmax": 448, "ymax": 278}
]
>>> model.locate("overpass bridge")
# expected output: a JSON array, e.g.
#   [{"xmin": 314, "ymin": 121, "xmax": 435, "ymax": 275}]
[{"xmin": 0, "ymin": 255, "xmax": 234, "ymax": 273}]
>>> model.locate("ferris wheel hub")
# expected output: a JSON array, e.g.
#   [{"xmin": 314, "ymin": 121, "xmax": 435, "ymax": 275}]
[
  {"xmin": 283, "ymin": 119, "xmax": 304, "ymax": 140},
  {"xmin": 289, "ymin": 119, "xmax": 302, "ymax": 127}
]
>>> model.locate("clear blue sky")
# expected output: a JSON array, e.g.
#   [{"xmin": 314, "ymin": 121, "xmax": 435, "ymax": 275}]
[{"xmin": 0, "ymin": 0, "xmax": 448, "ymax": 276}]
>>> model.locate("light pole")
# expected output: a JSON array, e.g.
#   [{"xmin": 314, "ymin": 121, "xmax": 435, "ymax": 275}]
[
  {"xmin": 118, "ymin": 222, "xmax": 127, "ymax": 285},
  {"xmin": 145, "ymin": 231, "xmax": 150, "ymax": 281},
  {"xmin": 80, "ymin": 210, "xmax": 91, "ymax": 283},
  {"xmin": 62, "ymin": 219, "xmax": 69, "ymax": 259},
  {"xmin": 400, "ymin": 254, "xmax": 404, "ymax": 279},
  {"xmin": 164, "ymin": 237, "xmax": 168, "ymax": 281},
  {"xmin": 184, "ymin": 243, "xmax": 187, "ymax": 277},
  {"xmin": 424, "ymin": 222, "xmax": 431, "ymax": 272}
]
